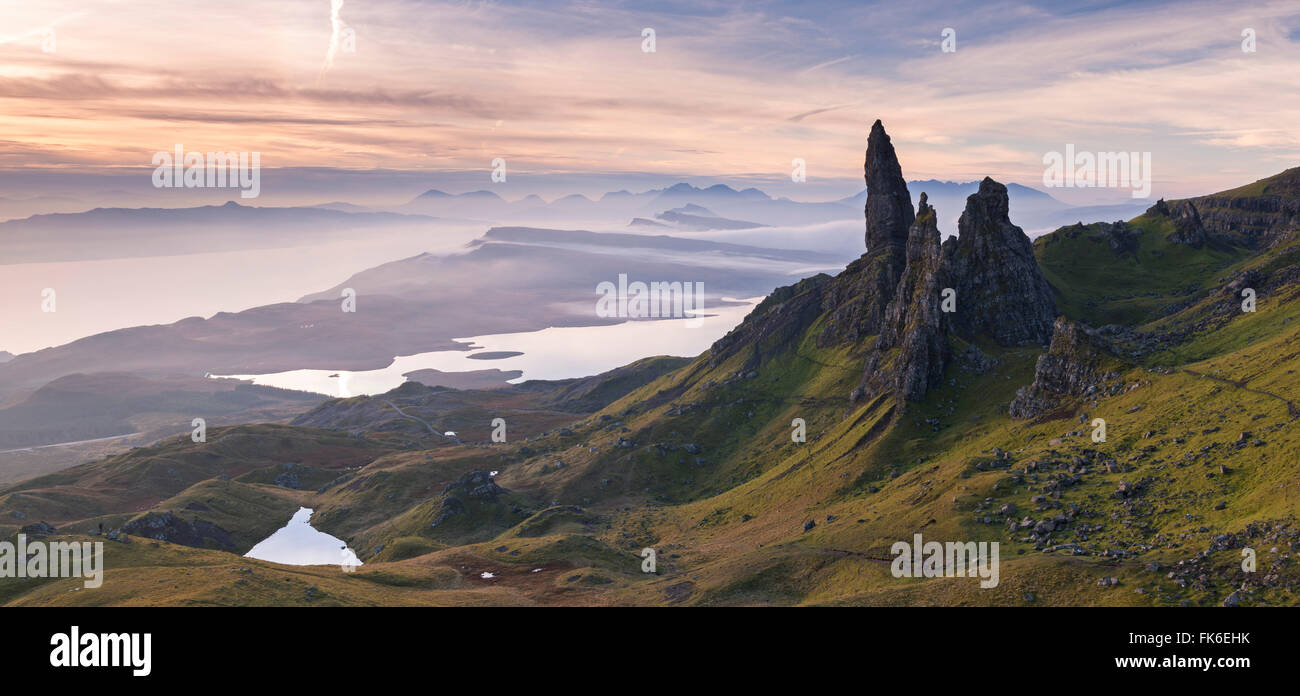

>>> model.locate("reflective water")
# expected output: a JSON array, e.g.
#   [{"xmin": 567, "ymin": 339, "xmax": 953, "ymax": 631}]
[
  {"xmin": 216, "ymin": 298, "xmax": 759, "ymax": 397},
  {"xmin": 244, "ymin": 507, "xmax": 363, "ymax": 567}
]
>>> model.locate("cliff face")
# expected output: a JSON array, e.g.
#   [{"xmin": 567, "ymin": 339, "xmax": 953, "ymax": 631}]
[
  {"xmin": 1195, "ymin": 195, "xmax": 1299, "ymax": 248},
  {"xmin": 1149, "ymin": 198, "xmax": 1209, "ymax": 248},
  {"xmin": 817, "ymin": 253, "xmax": 903, "ymax": 346},
  {"xmin": 1163, "ymin": 167, "xmax": 1300, "ymax": 250},
  {"xmin": 941, "ymin": 178, "xmax": 1058, "ymax": 347}
]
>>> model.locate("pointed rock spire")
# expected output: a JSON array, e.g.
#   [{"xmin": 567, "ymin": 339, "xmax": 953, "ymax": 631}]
[
  {"xmin": 818, "ymin": 120, "xmax": 915, "ymax": 346},
  {"xmin": 865, "ymin": 192, "xmax": 949, "ymax": 401},
  {"xmin": 941, "ymin": 177, "xmax": 1057, "ymax": 346},
  {"xmin": 864, "ymin": 119, "xmax": 914, "ymax": 256}
]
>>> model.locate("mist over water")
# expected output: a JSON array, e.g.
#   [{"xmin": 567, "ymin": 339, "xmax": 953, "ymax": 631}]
[
  {"xmin": 0, "ymin": 226, "xmax": 482, "ymax": 355},
  {"xmin": 217, "ymin": 299, "xmax": 760, "ymax": 396}
]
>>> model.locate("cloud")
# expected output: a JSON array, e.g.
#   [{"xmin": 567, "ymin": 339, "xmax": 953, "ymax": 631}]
[
  {"xmin": 799, "ymin": 55, "xmax": 857, "ymax": 74},
  {"xmin": 787, "ymin": 103, "xmax": 857, "ymax": 122},
  {"xmin": 0, "ymin": 0, "xmax": 1295, "ymax": 201}
]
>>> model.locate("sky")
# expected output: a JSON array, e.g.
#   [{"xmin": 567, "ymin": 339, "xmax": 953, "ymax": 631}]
[{"xmin": 1, "ymin": 0, "xmax": 1298, "ymax": 203}]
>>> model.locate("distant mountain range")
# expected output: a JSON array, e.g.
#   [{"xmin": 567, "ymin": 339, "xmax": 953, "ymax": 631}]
[
  {"xmin": 0, "ymin": 177, "xmax": 1151, "ymax": 266},
  {"xmin": 375, "ymin": 181, "xmax": 851, "ymax": 227},
  {"xmin": 343, "ymin": 178, "xmax": 1149, "ymax": 235},
  {"xmin": 0, "ymin": 372, "xmax": 321, "ymax": 450},
  {"xmin": 0, "ymin": 201, "xmax": 442, "ymax": 263}
]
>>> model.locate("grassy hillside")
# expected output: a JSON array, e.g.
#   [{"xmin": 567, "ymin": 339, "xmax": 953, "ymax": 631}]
[
  {"xmin": 0, "ymin": 424, "xmax": 391, "ymax": 537},
  {"xmin": 1034, "ymin": 215, "xmax": 1251, "ymax": 327},
  {"xmin": 7, "ymin": 282, "xmax": 1296, "ymax": 608}
]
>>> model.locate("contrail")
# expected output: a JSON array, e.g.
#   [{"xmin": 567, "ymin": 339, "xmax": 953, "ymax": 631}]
[{"xmin": 317, "ymin": 0, "xmax": 345, "ymax": 82}]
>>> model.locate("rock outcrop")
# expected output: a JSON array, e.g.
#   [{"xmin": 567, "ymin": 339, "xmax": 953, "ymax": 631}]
[
  {"xmin": 866, "ymin": 193, "xmax": 950, "ymax": 401},
  {"xmin": 120, "ymin": 512, "xmax": 237, "ymax": 551},
  {"xmin": 19, "ymin": 521, "xmax": 57, "ymax": 536},
  {"xmin": 714, "ymin": 120, "xmax": 1060, "ymax": 406},
  {"xmin": 1149, "ymin": 198, "xmax": 1208, "ymax": 248},
  {"xmin": 941, "ymin": 178, "xmax": 1058, "ymax": 347},
  {"xmin": 1035, "ymin": 220, "xmax": 1140, "ymax": 258},
  {"xmin": 818, "ymin": 120, "xmax": 914, "ymax": 345},
  {"xmin": 863, "ymin": 119, "xmax": 915, "ymax": 257},
  {"xmin": 1009, "ymin": 317, "xmax": 1122, "ymax": 420},
  {"xmin": 444, "ymin": 469, "xmax": 505, "ymax": 500},
  {"xmin": 1099, "ymin": 221, "xmax": 1140, "ymax": 255},
  {"xmin": 427, "ymin": 470, "xmax": 530, "ymax": 542}
]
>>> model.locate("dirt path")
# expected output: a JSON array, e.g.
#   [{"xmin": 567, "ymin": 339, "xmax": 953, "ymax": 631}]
[
  {"xmin": 383, "ymin": 401, "xmax": 462, "ymax": 443},
  {"xmin": 0, "ymin": 431, "xmax": 142, "ymax": 455},
  {"xmin": 1181, "ymin": 369, "xmax": 1299, "ymax": 418}
]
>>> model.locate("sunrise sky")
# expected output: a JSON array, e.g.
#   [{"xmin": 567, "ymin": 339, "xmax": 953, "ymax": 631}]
[{"xmin": 2, "ymin": 0, "xmax": 1298, "ymax": 202}]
